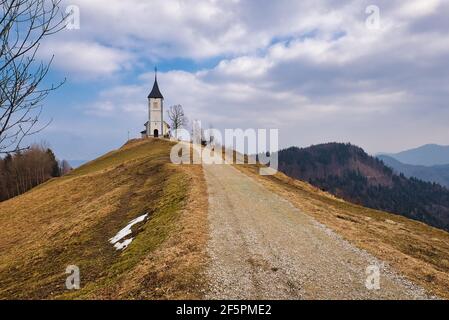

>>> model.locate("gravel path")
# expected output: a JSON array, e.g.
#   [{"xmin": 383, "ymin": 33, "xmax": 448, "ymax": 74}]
[{"xmin": 203, "ymin": 162, "xmax": 431, "ymax": 300}]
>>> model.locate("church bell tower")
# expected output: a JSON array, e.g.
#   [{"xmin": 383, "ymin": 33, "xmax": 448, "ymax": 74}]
[{"xmin": 147, "ymin": 67, "xmax": 164, "ymax": 137}]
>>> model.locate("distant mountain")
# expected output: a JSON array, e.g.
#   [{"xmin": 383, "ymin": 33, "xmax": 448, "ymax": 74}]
[
  {"xmin": 381, "ymin": 144, "xmax": 449, "ymax": 166},
  {"xmin": 277, "ymin": 143, "xmax": 449, "ymax": 232},
  {"xmin": 68, "ymin": 160, "xmax": 88, "ymax": 168},
  {"xmin": 377, "ymin": 155, "xmax": 449, "ymax": 188}
]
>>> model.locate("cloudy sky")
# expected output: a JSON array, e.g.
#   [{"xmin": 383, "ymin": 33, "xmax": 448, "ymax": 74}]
[{"xmin": 32, "ymin": 0, "xmax": 449, "ymax": 160}]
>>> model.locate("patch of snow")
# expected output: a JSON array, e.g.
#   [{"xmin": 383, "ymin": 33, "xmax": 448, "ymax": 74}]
[
  {"xmin": 109, "ymin": 213, "xmax": 148, "ymax": 251},
  {"xmin": 113, "ymin": 238, "xmax": 133, "ymax": 250}
]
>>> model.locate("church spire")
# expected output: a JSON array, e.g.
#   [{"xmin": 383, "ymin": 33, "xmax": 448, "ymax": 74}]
[{"xmin": 148, "ymin": 66, "xmax": 164, "ymax": 99}]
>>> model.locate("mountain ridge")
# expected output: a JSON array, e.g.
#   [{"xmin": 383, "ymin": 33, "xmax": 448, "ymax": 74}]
[
  {"xmin": 377, "ymin": 154, "xmax": 449, "ymax": 188},
  {"xmin": 276, "ymin": 142, "xmax": 449, "ymax": 232},
  {"xmin": 379, "ymin": 144, "xmax": 449, "ymax": 166}
]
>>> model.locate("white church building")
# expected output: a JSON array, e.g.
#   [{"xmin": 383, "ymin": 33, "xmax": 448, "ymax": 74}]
[{"xmin": 141, "ymin": 69, "xmax": 170, "ymax": 138}]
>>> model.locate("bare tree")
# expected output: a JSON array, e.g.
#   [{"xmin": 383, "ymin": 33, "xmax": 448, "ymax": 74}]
[
  {"xmin": 59, "ymin": 159, "xmax": 71, "ymax": 175},
  {"xmin": 167, "ymin": 104, "xmax": 187, "ymax": 138},
  {"xmin": 0, "ymin": 0, "xmax": 67, "ymax": 154}
]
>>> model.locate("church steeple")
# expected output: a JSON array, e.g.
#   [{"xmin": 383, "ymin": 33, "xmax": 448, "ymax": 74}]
[{"xmin": 148, "ymin": 67, "xmax": 164, "ymax": 99}]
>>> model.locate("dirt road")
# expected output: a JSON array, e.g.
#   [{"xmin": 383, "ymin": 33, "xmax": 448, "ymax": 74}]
[{"xmin": 203, "ymin": 162, "xmax": 430, "ymax": 299}]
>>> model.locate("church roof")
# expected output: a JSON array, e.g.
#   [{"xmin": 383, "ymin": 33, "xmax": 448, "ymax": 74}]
[{"xmin": 148, "ymin": 69, "xmax": 164, "ymax": 99}]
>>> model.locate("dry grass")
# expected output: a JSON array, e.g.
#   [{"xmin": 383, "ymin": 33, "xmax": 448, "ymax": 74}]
[
  {"xmin": 0, "ymin": 138, "xmax": 208, "ymax": 299},
  {"xmin": 236, "ymin": 163, "xmax": 449, "ymax": 299},
  {"xmin": 108, "ymin": 162, "xmax": 209, "ymax": 299}
]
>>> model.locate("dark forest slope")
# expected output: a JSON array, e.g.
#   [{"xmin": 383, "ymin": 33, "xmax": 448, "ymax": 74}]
[{"xmin": 277, "ymin": 143, "xmax": 449, "ymax": 232}]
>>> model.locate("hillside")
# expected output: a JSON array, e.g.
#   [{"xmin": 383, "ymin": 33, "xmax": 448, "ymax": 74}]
[
  {"xmin": 380, "ymin": 144, "xmax": 449, "ymax": 166},
  {"xmin": 235, "ymin": 162, "xmax": 449, "ymax": 299},
  {"xmin": 378, "ymin": 155, "xmax": 449, "ymax": 188},
  {"xmin": 276, "ymin": 143, "xmax": 449, "ymax": 232},
  {"xmin": 0, "ymin": 138, "xmax": 208, "ymax": 299},
  {"xmin": 1, "ymin": 140, "xmax": 449, "ymax": 299}
]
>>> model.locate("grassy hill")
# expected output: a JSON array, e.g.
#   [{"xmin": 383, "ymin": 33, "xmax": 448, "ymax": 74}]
[
  {"xmin": 0, "ymin": 138, "xmax": 208, "ymax": 299},
  {"xmin": 1, "ymin": 140, "xmax": 449, "ymax": 299}
]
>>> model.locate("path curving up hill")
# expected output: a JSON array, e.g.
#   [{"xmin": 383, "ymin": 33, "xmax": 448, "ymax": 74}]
[{"xmin": 202, "ymin": 161, "xmax": 431, "ymax": 300}]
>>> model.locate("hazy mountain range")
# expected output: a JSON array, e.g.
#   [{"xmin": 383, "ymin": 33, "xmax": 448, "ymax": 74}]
[
  {"xmin": 376, "ymin": 144, "xmax": 449, "ymax": 188},
  {"xmin": 68, "ymin": 160, "xmax": 87, "ymax": 169},
  {"xmin": 379, "ymin": 144, "xmax": 449, "ymax": 166},
  {"xmin": 377, "ymin": 155, "xmax": 449, "ymax": 188}
]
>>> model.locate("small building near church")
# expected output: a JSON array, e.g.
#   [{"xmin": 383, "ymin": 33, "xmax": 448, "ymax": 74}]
[{"xmin": 141, "ymin": 69, "xmax": 170, "ymax": 138}]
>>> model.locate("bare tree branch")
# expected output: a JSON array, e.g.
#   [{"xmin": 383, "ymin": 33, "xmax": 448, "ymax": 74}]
[
  {"xmin": 167, "ymin": 104, "xmax": 187, "ymax": 139},
  {"xmin": 0, "ymin": 0, "xmax": 66, "ymax": 153}
]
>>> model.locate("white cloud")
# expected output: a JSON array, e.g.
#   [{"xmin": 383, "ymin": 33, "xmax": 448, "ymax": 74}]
[
  {"xmin": 398, "ymin": 0, "xmax": 442, "ymax": 18},
  {"xmin": 40, "ymin": 40, "xmax": 132, "ymax": 78}
]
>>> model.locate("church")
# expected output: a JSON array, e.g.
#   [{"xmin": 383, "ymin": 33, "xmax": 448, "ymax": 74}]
[{"xmin": 141, "ymin": 69, "xmax": 170, "ymax": 138}]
